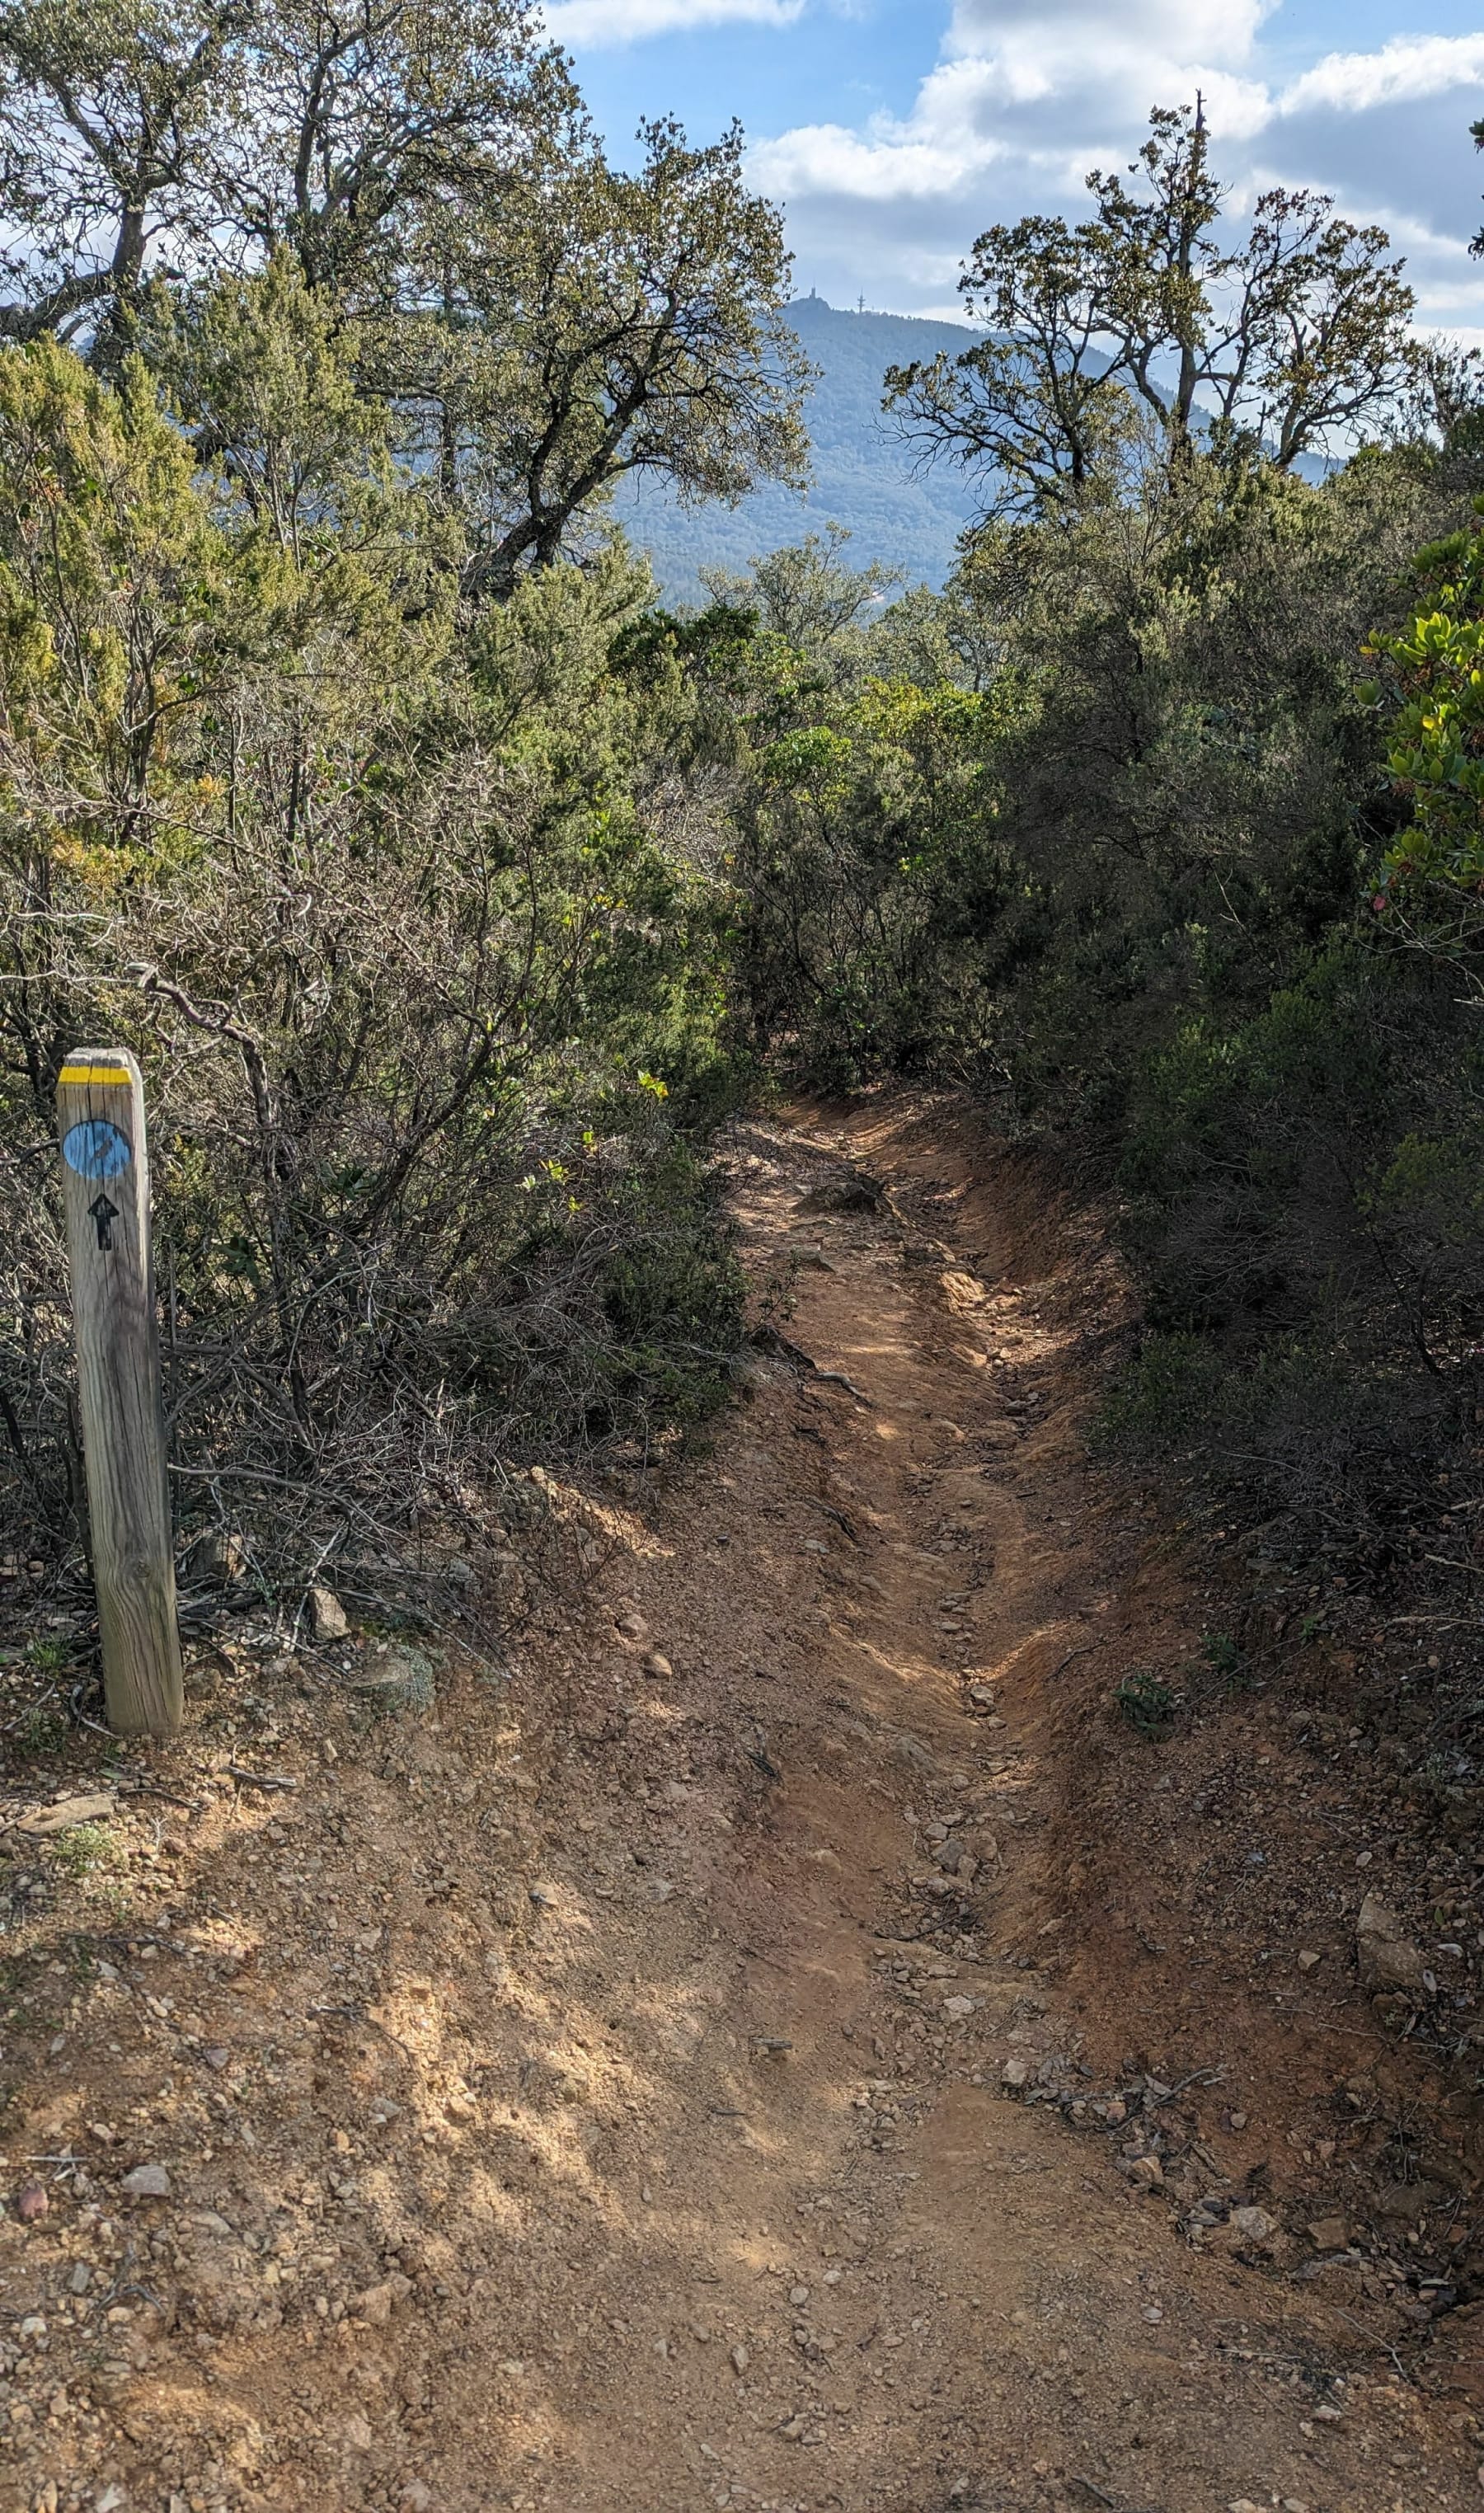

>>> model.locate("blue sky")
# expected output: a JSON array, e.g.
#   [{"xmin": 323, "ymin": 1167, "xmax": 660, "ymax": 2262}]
[{"xmin": 542, "ymin": 1, "xmax": 1484, "ymax": 336}]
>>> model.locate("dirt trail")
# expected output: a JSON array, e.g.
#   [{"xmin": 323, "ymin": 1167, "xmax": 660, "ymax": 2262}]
[{"xmin": 0, "ymin": 1093, "xmax": 1478, "ymax": 2513}]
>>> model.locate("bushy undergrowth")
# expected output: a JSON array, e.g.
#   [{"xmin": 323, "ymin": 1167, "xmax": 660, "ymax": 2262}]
[
  {"xmin": 0, "ymin": 337, "xmax": 746, "ymax": 1588},
  {"xmin": 730, "ymin": 435, "xmax": 1484, "ymax": 1559},
  {"xmin": 8, "ymin": 63, "xmax": 1484, "ymax": 1628}
]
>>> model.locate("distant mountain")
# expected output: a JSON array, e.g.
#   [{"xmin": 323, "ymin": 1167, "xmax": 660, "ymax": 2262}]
[{"xmin": 613, "ymin": 294, "xmax": 988, "ymax": 608}]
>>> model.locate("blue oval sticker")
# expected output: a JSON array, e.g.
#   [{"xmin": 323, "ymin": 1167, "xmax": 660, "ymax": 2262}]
[{"xmin": 62, "ymin": 1119, "xmax": 133, "ymax": 1181}]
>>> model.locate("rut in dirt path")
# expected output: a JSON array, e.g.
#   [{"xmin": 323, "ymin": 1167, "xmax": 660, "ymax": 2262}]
[
  {"xmin": 480, "ymin": 1097, "xmax": 1468, "ymax": 2513},
  {"xmin": 1, "ymin": 1094, "xmax": 1472, "ymax": 2513}
]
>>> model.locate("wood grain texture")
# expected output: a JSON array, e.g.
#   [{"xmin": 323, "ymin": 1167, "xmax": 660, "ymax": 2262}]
[{"xmin": 56, "ymin": 1045, "xmax": 183, "ymax": 1736}]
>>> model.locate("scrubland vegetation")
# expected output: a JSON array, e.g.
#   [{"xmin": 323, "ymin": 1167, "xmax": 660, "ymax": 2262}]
[{"xmin": 2, "ymin": 19, "xmax": 1483, "ymax": 1616}]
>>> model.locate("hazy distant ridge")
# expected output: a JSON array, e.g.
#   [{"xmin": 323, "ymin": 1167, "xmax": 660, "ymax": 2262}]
[{"xmin": 616, "ymin": 294, "xmax": 987, "ymax": 607}]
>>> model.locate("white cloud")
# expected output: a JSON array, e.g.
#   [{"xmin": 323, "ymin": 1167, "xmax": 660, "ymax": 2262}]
[
  {"xmin": 754, "ymin": 59, "xmax": 1005, "ymax": 204},
  {"xmin": 941, "ymin": 0, "xmax": 1274, "ymax": 92},
  {"xmin": 745, "ymin": 6, "xmax": 1484, "ymax": 339},
  {"xmin": 543, "ymin": 0, "xmax": 801, "ymax": 43},
  {"xmin": 752, "ymin": 1, "xmax": 1283, "ymax": 216},
  {"xmin": 1280, "ymin": 35, "xmax": 1484, "ymax": 119},
  {"xmin": 755, "ymin": 124, "xmax": 979, "ymax": 203},
  {"xmin": 946, "ymin": 0, "xmax": 1275, "ymax": 67}
]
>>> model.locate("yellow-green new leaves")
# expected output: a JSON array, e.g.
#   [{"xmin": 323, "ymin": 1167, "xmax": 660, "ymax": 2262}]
[
  {"xmin": 0, "ymin": 337, "xmax": 223, "ymax": 857},
  {"xmin": 163, "ymin": 253, "xmax": 387, "ymax": 561},
  {"xmin": 1371, "ymin": 519, "xmax": 1484, "ymax": 921},
  {"xmin": 0, "ymin": 328, "xmax": 454, "ymax": 880},
  {"xmin": 734, "ymin": 663, "xmax": 1004, "ymax": 1083},
  {"xmin": 761, "ymin": 725, "xmax": 854, "ymax": 802},
  {"xmin": 157, "ymin": 256, "xmax": 458, "ymax": 671}
]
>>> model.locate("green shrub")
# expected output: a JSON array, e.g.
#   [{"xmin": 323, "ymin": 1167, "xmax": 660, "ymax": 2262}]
[
  {"xmin": 1201, "ymin": 1631, "xmax": 1251, "ymax": 1691},
  {"xmin": 1097, "ymin": 1332, "xmax": 1222, "ymax": 1449},
  {"xmin": 1115, "ymin": 1670, "xmax": 1176, "ymax": 1736},
  {"xmin": 0, "ymin": 355, "xmax": 745, "ymax": 1584},
  {"xmin": 51, "ymin": 1824, "xmax": 123, "ymax": 1883}
]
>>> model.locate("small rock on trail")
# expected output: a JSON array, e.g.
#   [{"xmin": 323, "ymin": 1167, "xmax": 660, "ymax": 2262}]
[
  {"xmin": 307, "ymin": 1580, "xmax": 349, "ymax": 1640},
  {"xmin": 1356, "ymin": 1891, "xmax": 1427, "ymax": 1992}
]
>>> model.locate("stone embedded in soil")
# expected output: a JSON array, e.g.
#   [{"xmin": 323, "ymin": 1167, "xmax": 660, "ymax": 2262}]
[
  {"xmin": 120, "ymin": 2163, "xmax": 172, "ymax": 2198},
  {"xmin": 308, "ymin": 1581, "xmax": 350, "ymax": 1641},
  {"xmin": 616, "ymin": 1610, "xmax": 649, "ymax": 1643},
  {"xmin": 643, "ymin": 1651, "xmax": 672, "ymax": 1679},
  {"xmin": 1125, "ymin": 2155, "xmax": 1165, "ymax": 2192},
  {"xmin": 12, "ymin": 1792, "xmax": 116, "ymax": 1838},
  {"xmin": 355, "ymin": 2274, "xmax": 413, "ymax": 2324},
  {"xmin": 1227, "ymin": 2204, "xmax": 1278, "ymax": 2248},
  {"xmin": 1297, "ymin": 1948, "xmax": 1322, "ymax": 1971},
  {"xmin": 1356, "ymin": 1892, "xmax": 1427, "ymax": 1992},
  {"xmin": 181, "ymin": 1526, "xmax": 247, "ymax": 1587},
  {"xmin": 1001, "ymin": 2058, "xmax": 1031, "ymax": 2088},
  {"xmin": 1374, "ymin": 2180, "xmax": 1433, "ymax": 2224},
  {"xmin": 1308, "ymin": 2215, "xmax": 1349, "ymax": 2250}
]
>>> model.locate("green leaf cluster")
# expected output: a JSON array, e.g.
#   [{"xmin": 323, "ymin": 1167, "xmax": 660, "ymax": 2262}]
[{"xmin": 1371, "ymin": 508, "xmax": 1484, "ymax": 923}]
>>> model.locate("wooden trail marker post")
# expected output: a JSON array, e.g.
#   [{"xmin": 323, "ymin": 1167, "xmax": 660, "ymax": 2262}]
[{"xmin": 56, "ymin": 1047, "xmax": 183, "ymax": 1736}]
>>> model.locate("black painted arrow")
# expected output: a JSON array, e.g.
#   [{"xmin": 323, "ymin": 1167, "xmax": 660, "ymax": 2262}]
[{"xmin": 87, "ymin": 1193, "xmax": 119, "ymax": 1251}]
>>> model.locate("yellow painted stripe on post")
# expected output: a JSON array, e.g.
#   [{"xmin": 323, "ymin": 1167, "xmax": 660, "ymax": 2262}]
[{"xmin": 59, "ymin": 1064, "xmax": 131, "ymax": 1087}]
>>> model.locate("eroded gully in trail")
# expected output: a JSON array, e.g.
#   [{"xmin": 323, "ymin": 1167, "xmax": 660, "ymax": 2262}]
[
  {"xmin": 458, "ymin": 1095, "xmax": 1469, "ymax": 2513},
  {"xmin": 20, "ymin": 1094, "xmax": 1475, "ymax": 2513}
]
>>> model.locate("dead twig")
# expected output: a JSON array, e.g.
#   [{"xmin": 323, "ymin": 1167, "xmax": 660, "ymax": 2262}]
[
  {"xmin": 1331, "ymin": 2303, "xmax": 1415, "ymax": 2386},
  {"xmin": 802, "ymin": 1495, "xmax": 860, "ymax": 1543},
  {"xmin": 118, "ymin": 1779, "xmax": 200, "ymax": 1811},
  {"xmin": 1049, "ymin": 1639, "xmax": 1098, "ymax": 1681},
  {"xmin": 750, "ymin": 1325, "xmax": 873, "ymax": 1405},
  {"xmin": 815, "ymin": 1367, "xmax": 873, "ymax": 1404}
]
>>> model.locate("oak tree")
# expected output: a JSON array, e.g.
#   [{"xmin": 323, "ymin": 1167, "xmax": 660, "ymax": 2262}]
[
  {"xmin": 886, "ymin": 102, "xmax": 1416, "ymax": 516},
  {"xmin": 0, "ymin": 0, "xmax": 564, "ymax": 354},
  {"xmin": 405, "ymin": 118, "xmax": 813, "ymax": 599}
]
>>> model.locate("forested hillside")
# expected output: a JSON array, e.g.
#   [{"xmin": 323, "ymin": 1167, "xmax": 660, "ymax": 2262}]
[{"xmin": 616, "ymin": 294, "xmax": 987, "ymax": 599}]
